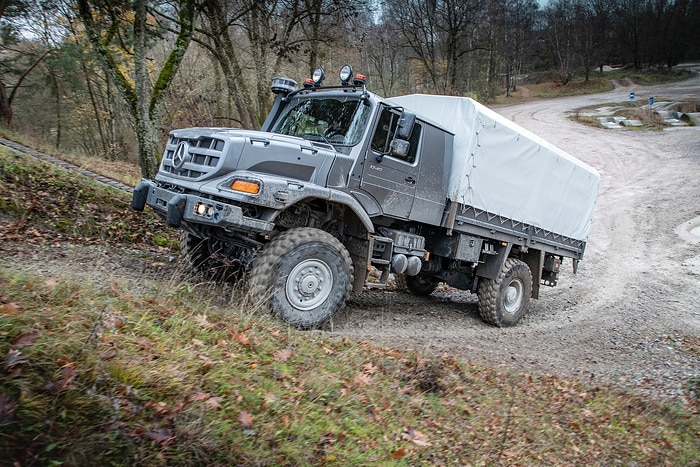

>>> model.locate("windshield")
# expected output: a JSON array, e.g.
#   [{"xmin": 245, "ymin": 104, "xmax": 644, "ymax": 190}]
[{"xmin": 272, "ymin": 95, "xmax": 371, "ymax": 146}]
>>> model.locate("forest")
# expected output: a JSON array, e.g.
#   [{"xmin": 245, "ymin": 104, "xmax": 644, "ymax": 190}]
[{"xmin": 0, "ymin": 0, "xmax": 698, "ymax": 178}]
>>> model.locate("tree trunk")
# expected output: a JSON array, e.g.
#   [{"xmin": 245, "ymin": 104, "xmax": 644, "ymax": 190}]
[
  {"xmin": 75, "ymin": 0, "xmax": 195, "ymax": 179},
  {"xmin": 133, "ymin": 0, "xmax": 158, "ymax": 178},
  {"xmin": 0, "ymin": 80, "xmax": 12, "ymax": 127}
]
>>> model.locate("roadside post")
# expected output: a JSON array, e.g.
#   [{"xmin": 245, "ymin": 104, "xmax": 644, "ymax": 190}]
[{"xmin": 649, "ymin": 96, "xmax": 654, "ymax": 118}]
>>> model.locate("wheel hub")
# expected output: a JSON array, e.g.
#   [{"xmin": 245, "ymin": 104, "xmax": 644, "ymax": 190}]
[
  {"xmin": 503, "ymin": 279, "xmax": 523, "ymax": 315},
  {"xmin": 285, "ymin": 259, "xmax": 333, "ymax": 311},
  {"xmin": 298, "ymin": 273, "xmax": 320, "ymax": 296}
]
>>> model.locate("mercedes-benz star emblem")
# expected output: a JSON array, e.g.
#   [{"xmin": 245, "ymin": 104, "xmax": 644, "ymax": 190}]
[{"xmin": 173, "ymin": 141, "xmax": 189, "ymax": 169}]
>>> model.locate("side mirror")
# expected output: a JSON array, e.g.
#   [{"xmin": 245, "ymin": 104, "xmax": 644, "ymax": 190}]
[
  {"xmin": 396, "ymin": 112, "xmax": 415, "ymax": 140},
  {"xmin": 389, "ymin": 138, "xmax": 410, "ymax": 158}
]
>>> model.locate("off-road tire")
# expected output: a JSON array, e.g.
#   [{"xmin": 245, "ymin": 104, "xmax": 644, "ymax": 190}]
[
  {"xmin": 396, "ymin": 273, "xmax": 439, "ymax": 296},
  {"xmin": 248, "ymin": 227, "xmax": 353, "ymax": 329},
  {"xmin": 477, "ymin": 258, "xmax": 532, "ymax": 327},
  {"xmin": 180, "ymin": 232, "xmax": 240, "ymax": 282}
]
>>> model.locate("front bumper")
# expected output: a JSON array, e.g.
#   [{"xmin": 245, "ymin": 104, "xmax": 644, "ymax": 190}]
[{"xmin": 132, "ymin": 180, "xmax": 273, "ymax": 233}]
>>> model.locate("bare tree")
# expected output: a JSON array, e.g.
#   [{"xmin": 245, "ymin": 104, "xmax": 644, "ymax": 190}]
[
  {"xmin": 0, "ymin": 0, "xmax": 55, "ymax": 127},
  {"xmin": 364, "ymin": 20, "xmax": 405, "ymax": 96},
  {"xmin": 384, "ymin": 0, "xmax": 487, "ymax": 94},
  {"xmin": 502, "ymin": 0, "xmax": 538, "ymax": 94},
  {"xmin": 543, "ymin": 0, "xmax": 578, "ymax": 83}
]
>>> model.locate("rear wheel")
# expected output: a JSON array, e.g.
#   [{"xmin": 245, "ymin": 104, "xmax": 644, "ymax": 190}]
[
  {"xmin": 248, "ymin": 228, "xmax": 353, "ymax": 329},
  {"xmin": 477, "ymin": 258, "xmax": 532, "ymax": 327}
]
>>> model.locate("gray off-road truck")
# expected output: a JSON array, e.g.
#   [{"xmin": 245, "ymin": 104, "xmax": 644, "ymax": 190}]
[{"xmin": 132, "ymin": 65, "xmax": 600, "ymax": 328}]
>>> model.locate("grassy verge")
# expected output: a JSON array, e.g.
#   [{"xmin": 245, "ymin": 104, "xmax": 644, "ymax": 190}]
[
  {"xmin": 1, "ymin": 268, "xmax": 699, "ymax": 465},
  {"xmin": 493, "ymin": 67, "xmax": 693, "ymax": 105},
  {"xmin": 0, "ymin": 148, "xmax": 176, "ymax": 250},
  {"xmin": 0, "ymin": 130, "xmax": 141, "ymax": 188}
]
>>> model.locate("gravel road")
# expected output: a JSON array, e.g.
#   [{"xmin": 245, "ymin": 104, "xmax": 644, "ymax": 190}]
[
  {"xmin": 329, "ymin": 71, "xmax": 700, "ymax": 400},
  {"xmin": 2, "ymin": 71, "xmax": 698, "ymax": 401}
]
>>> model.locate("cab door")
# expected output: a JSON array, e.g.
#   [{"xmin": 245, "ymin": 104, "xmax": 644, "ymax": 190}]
[{"xmin": 360, "ymin": 106, "xmax": 421, "ymax": 219}]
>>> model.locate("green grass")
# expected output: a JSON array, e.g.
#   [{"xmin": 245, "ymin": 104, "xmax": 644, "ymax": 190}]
[
  {"xmin": 0, "ymin": 106, "xmax": 699, "ymax": 466},
  {"xmin": 1, "ymin": 269, "xmax": 698, "ymax": 465}
]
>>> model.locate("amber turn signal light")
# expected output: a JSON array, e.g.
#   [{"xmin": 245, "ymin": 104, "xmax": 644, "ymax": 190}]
[{"xmin": 231, "ymin": 179, "xmax": 260, "ymax": 194}]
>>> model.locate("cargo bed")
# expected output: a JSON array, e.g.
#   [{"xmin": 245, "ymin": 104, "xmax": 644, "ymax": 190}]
[{"xmin": 389, "ymin": 95, "xmax": 600, "ymax": 248}]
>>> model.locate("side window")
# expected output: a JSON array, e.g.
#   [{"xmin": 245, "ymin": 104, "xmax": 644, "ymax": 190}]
[
  {"xmin": 370, "ymin": 107, "xmax": 422, "ymax": 164},
  {"xmin": 371, "ymin": 108, "xmax": 398, "ymax": 154}
]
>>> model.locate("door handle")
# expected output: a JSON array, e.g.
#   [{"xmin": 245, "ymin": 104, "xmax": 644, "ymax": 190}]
[{"xmin": 405, "ymin": 176, "xmax": 416, "ymax": 184}]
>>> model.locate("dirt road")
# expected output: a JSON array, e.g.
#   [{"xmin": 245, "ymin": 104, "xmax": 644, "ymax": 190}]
[{"xmin": 330, "ymin": 72, "xmax": 700, "ymax": 400}]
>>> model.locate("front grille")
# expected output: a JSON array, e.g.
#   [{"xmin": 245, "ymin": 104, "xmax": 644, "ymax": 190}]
[{"xmin": 161, "ymin": 136, "xmax": 225, "ymax": 180}]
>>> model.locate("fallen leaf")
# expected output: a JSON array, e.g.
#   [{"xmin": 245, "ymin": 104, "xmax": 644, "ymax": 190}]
[
  {"xmin": 362, "ymin": 362, "xmax": 378, "ymax": 375},
  {"xmin": 0, "ymin": 302, "xmax": 20, "ymax": 315},
  {"xmin": 232, "ymin": 331, "xmax": 251, "ymax": 347},
  {"xmin": 2, "ymin": 350, "xmax": 27, "ymax": 373},
  {"xmin": 11, "ymin": 331, "xmax": 40, "ymax": 348},
  {"xmin": 238, "ymin": 410, "xmax": 253, "ymax": 428},
  {"xmin": 192, "ymin": 391, "xmax": 212, "ymax": 401},
  {"xmin": 146, "ymin": 429, "xmax": 174, "ymax": 448},
  {"xmin": 273, "ymin": 348, "xmax": 292, "ymax": 362},
  {"xmin": 353, "ymin": 372, "xmax": 372, "ymax": 387},
  {"xmin": 402, "ymin": 427, "xmax": 432, "ymax": 447},
  {"xmin": 42, "ymin": 363, "xmax": 77, "ymax": 394},
  {"xmin": 204, "ymin": 397, "xmax": 224, "ymax": 410},
  {"xmin": 392, "ymin": 447, "xmax": 408, "ymax": 459}
]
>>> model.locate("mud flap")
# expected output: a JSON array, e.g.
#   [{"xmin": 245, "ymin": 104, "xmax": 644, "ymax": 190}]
[{"xmin": 476, "ymin": 242, "xmax": 512, "ymax": 279}]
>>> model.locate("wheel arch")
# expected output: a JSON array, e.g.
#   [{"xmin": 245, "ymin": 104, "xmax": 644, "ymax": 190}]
[
  {"xmin": 269, "ymin": 191, "xmax": 374, "ymax": 294},
  {"xmin": 269, "ymin": 189, "xmax": 375, "ymax": 235}
]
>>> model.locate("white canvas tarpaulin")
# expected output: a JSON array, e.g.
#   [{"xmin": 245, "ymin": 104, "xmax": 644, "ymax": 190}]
[{"xmin": 388, "ymin": 95, "xmax": 600, "ymax": 242}]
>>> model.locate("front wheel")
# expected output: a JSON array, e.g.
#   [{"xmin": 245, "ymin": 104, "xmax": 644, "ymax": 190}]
[
  {"xmin": 248, "ymin": 228, "xmax": 353, "ymax": 329},
  {"xmin": 180, "ymin": 232, "xmax": 241, "ymax": 282},
  {"xmin": 477, "ymin": 258, "xmax": 532, "ymax": 327}
]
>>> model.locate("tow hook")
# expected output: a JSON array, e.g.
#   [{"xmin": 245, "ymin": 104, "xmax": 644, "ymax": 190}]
[
  {"xmin": 132, "ymin": 181, "xmax": 151, "ymax": 211},
  {"xmin": 167, "ymin": 194, "xmax": 186, "ymax": 228}
]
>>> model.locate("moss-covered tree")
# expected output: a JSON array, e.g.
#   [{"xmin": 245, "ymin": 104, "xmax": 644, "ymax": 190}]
[{"xmin": 74, "ymin": 0, "xmax": 196, "ymax": 179}]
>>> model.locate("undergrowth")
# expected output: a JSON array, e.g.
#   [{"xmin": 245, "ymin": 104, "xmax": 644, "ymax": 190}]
[
  {"xmin": 1, "ymin": 269, "xmax": 699, "ymax": 465},
  {"xmin": 0, "ymin": 148, "xmax": 176, "ymax": 250}
]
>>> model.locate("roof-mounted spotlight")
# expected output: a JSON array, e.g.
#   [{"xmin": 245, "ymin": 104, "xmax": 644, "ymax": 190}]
[
  {"xmin": 312, "ymin": 68, "xmax": 325, "ymax": 85},
  {"xmin": 339, "ymin": 65, "xmax": 354, "ymax": 85}
]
